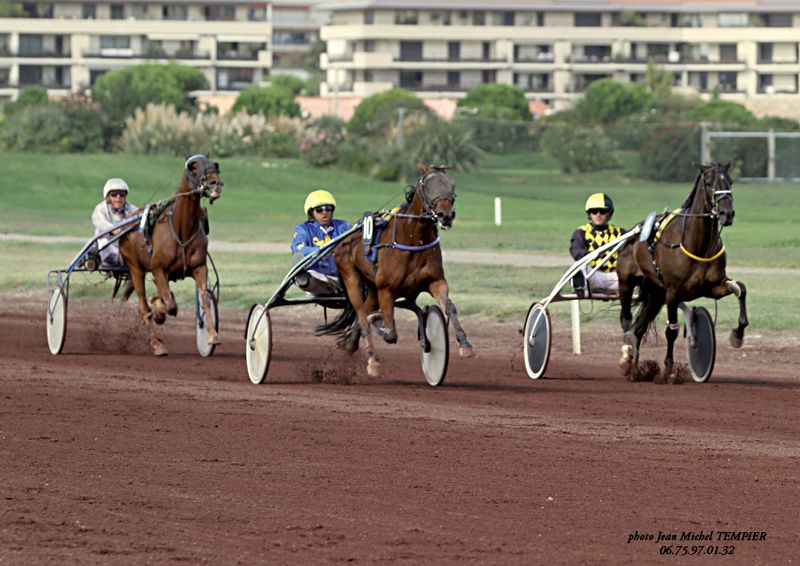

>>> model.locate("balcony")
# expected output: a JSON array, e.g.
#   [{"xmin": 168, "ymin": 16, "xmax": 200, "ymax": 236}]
[{"xmin": 217, "ymin": 51, "xmax": 260, "ymax": 61}]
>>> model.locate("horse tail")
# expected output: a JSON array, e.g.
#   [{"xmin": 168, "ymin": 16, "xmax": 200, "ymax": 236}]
[
  {"xmin": 315, "ymin": 297, "xmax": 361, "ymax": 354},
  {"xmin": 633, "ymin": 277, "xmax": 663, "ymax": 339}
]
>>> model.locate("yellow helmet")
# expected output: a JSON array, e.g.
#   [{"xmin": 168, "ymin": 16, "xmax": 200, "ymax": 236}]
[
  {"xmin": 304, "ymin": 190, "xmax": 336, "ymax": 216},
  {"xmin": 585, "ymin": 193, "xmax": 614, "ymax": 215}
]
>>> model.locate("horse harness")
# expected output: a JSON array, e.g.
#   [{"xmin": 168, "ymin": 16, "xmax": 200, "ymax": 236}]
[
  {"xmin": 643, "ymin": 169, "xmax": 732, "ymax": 280},
  {"xmin": 361, "ymin": 170, "xmax": 453, "ymax": 265}
]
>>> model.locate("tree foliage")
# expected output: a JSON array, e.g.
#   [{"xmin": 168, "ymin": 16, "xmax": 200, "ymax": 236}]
[
  {"xmin": 347, "ymin": 88, "xmax": 429, "ymax": 137},
  {"xmin": 574, "ymin": 79, "xmax": 653, "ymax": 124},
  {"xmin": 230, "ymin": 86, "xmax": 301, "ymax": 118},
  {"xmin": 0, "ymin": 99, "xmax": 105, "ymax": 152},
  {"xmin": 92, "ymin": 63, "xmax": 207, "ymax": 133},
  {"xmin": 541, "ymin": 123, "xmax": 619, "ymax": 173},
  {"xmin": 683, "ymin": 99, "xmax": 757, "ymax": 127},
  {"xmin": 457, "ymin": 84, "xmax": 531, "ymax": 121},
  {"xmin": 406, "ymin": 117, "xmax": 482, "ymax": 173}
]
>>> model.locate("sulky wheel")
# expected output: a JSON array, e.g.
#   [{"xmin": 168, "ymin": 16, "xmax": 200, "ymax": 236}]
[
  {"xmin": 46, "ymin": 286, "xmax": 68, "ymax": 355},
  {"xmin": 686, "ymin": 306, "xmax": 716, "ymax": 383},
  {"xmin": 245, "ymin": 304, "xmax": 272, "ymax": 384},
  {"xmin": 420, "ymin": 304, "xmax": 449, "ymax": 386},
  {"xmin": 523, "ymin": 302, "xmax": 551, "ymax": 379},
  {"xmin": 195, "ymin": 288, "xmax": 219, "ymax": 358}
]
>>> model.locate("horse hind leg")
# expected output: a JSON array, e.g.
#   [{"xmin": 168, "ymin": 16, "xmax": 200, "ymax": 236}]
[
  {"xmin": 192, "ymin": 265, "xmax": 220, "ymax": 346},
  {"xmin": 662, "ymin": 300, "xmax": 681, "ymax": 384},
  {"xmin": 151, "ymin": 269, "xmax": 178, "ymax": 318}
]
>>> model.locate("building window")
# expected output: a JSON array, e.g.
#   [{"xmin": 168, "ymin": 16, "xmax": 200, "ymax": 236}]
[
  {"xmin": 395, "ymin": 10, "xmax": 418, "ymax": 25},
  {"xmin": 575, "ymin": 13, "xmax": 602, "ymax": 26},
  {"xmin": 442, "ymin": 10, "xmax": 451, "ymax": 25},
  {"xmin": 19, "ymin": 65, "xmax": 43, "ymax": 85},
  {"xmin": 399, "ymin": 41, "xmax": 422, "ymax": 61},
  {"xmin": 100, "ymin": 36, "xmax": 131, "ymax": 49},
  {"xmin": 399, "ymin": 70, "xmax": 422, "ymax": 89},
  {"xmin": 718, "ymin": 13, "xmax": 748, "ymax": 27},
  {"xmin": 447, "ymin": 70, "xmax": 460, "ymax": 87},
  {"xmin": 248, "ymin": 7, "xmax": 266, "ymax": 21},
  {"xmin": 364, "ymin": 10, "xmax": 374, "ymax": 24},
  {"xmin": 758, "ymin": 74, "xmax": 773, "ymax": 93},
  {"xmin": 163, "ymin": 5, "xmax": 188, "ymax": 21},
  {"xmin": 764, "ymin": 13, "xmax": 792, "ymax": 27},
  {"xmin": 718, "ymin": 72, "xmax": 738, "ymax": 91},
  {"xmin": 537, "ymin": 12, "xmax": 545, "ymax": 26},
  {"xmin": 364, "ymin": 70, "xmax": 373, "ymax": 82},
  {"xmin": 719, "ymin": 44, "xmax": 737, "ymax": 63},
  {"xmin": 472, "ymin": 11, "xmax": 485, "ymax": 26},
  {"xmin": 82, "ymin": 3, "xmax": 96, "ymax": 19},
  {"xmin": 448, "ymin": 41, "xmax": 459, "ymax": 60},
  {"xmin": 205, "ymin": 6, "xmax": 235, "ymax": 21},
  {"xmin": 482, "ymin": 70, "xmax": 496, "ymax": 84},
  {"xmin": 110, "ymin": 4, "xmax": 123, "ymax": 19},
  {"xmin": 19, "ymin": 34, "xmax": 43, "ymax": 55},
  {"xmin": 758, "ymin": 43, "xmax": 773, "ymax": 63},
  {"xmin": 130, "ymin": 4, "xmax": 147, "ymax": 19},
  {"xmin": 364, "ymin": 40, "xmax": 374, "ymax": 52}
]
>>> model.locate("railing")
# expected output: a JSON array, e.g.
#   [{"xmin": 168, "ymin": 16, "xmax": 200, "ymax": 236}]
[
  {"xmin": 514, "ymin": 55, "xmax": 555, "ymax": 63},
  {"xmin": 217, "ymin": 51, "xmax": 259, "ymax": 61},
  {"xmin": 16, "ymin": 51, "xmax": 71, "ymax": 58},
  {"xmin": 757, "ymin": 58, "xmax": 799, "ymax": 65}
]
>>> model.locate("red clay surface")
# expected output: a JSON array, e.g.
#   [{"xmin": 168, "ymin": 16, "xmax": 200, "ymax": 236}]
[{"xmin": 2, "ymin": 292, "xmax": 798, "ymax": 564}]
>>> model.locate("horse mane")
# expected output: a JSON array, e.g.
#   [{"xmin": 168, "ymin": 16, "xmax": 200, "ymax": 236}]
[{"xmin": 682, "ymin": 172, "xmax": 703, "ymax": 209}]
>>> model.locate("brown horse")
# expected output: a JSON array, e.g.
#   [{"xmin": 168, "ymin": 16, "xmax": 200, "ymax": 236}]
[
  {"xmin": 119, "ymin": 155, "xmax": 223, "ymax": 356},
  {"xmin": 617, "ymin": 162, "xmax": 748, "ymax": 383},
  {"xmin": 317, "ymin": 164, "xmax": 475, "ymax": 377}
]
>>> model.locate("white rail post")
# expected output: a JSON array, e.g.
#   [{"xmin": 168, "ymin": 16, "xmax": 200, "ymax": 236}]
[
  {"xmin": 767, "ymin": 129, "xmax": 776, "ymax": 181},
  {"xmin": 494, "ymin": 197, "xmax": 502, "ymax": 226},
  {"xmin": 571, "ymin": 300, "xmax": 581, "ymax": 355}
]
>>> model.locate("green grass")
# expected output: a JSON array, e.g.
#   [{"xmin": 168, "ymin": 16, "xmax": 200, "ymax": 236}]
[
  {"xmin": 1, "ymin": 152, "xmax": 797, "ymax": 267},
  {"xmin": 1, "ymin": 152, "xmax": 798, "ymax": 333},
  {"xmin": 3, "ymin": 240, "xmax": 797, "ymax": 332}
]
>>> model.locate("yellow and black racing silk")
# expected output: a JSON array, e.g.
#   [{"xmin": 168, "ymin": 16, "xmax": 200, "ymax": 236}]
[{"xmin": 579, "ymin": 223, "xmax": 623, "ymax": 272}]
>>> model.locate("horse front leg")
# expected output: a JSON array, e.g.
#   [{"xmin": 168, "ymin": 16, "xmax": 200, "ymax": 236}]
[
  {"xmin": 342, "ymin": 274, "xmax": 380, "ymax": 378},
  {"xmin": 429, "ymin": 279, "xmax": 475, "ymax": 358},
  {"xmin": 709, "ymin": 279, "xmax": 748, "ymax": 348},
  {"xmin": 376, "ymin": 286, "xmax": 398, "ymax": 344},
  {"xmin": 627, "ymin": 288, "xmax": 664, "ymax": 381},
  {"xmin": 663, "ymin": 299, "xmax": 681, "ymax": 384},
  {"xmin": 130, "ymin": 267, "xmax": 167, "ymax": 356},
  {"xmin": 150, "ymin": 268, "xmax": 178, "ymax": 320},
  {"xmin": 192, "ymin": 264, "xmax": 220, "ymax": 346}
]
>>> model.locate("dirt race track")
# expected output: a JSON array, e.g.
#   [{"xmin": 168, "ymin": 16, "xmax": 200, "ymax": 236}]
[{"xmin": 1, "ymin": 292, "xmax": 798, "ymax": 564}]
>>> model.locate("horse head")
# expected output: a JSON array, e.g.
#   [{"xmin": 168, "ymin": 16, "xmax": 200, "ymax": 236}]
[
  {"xmin": 185, "ymin": 154, "xmax": 223, "ymax": 204},
  {"xmin": 416, "ymin": 163, "xmax": 457, "ymax": 230},
  {"xmin": 694, "ymin": 161, "xmax": 734, "ymax": 226}
]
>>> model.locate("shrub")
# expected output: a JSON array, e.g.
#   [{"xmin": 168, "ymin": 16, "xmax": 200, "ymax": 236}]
[
  {"xmin": 574, "ymin": 79, "xmax": 653, "ymax": 124},
  {"xmin": 457, "ymin": 84, "xmax": 531, "ymax": 121},
  {"xmin": 348, "ymin": 88, "xmax": 429, "ymax": 138},
  {"xmin": 0, "ymin": 100, "xmax": 105, "ymax": 152},
  {"xmin": 370, "ymin": 145, "xmax": 407, "ymax": 181},
  {"xmin": 118, "ymin": 103, "xmax": 203, "ymax": 155},
  {"xmin": 231, "ymin": 86, "xmax": 300, "ymax": 118},
  {"xmin": 336, "ymin": 140, "xmax": 373, "ymax": 174},
  {"xmin": 454, "ymin": 114, "xmax": 533, "ymax": 153},
  {"xmin": 299, "ymin": 128, "xmax": 346, "ymax": 167},
  {"xmin": 540, "ymin": 123, "xmax": 619, "ymax": 173},
  {"xmin": 406, "ymin": 117, "xmax": 481, "ymax": 172}
]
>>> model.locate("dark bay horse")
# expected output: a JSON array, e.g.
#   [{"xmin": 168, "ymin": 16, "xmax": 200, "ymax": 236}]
[
  {"xmin": 318, "ymin": 164, "xmax": 475, "ymax": 377},
  {"xmin": 617, "ymin": 162, "xmax": 748, "ymax": 383},
  {"xmin": 119, "ymin": 155, "xmax": 223, "ymax": 356}
]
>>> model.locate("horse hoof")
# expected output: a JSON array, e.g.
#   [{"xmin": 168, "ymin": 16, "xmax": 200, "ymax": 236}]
[
  {"xmin": 381, "ymin": 330, "xmax": 397, "ymax": 345},
  {"xmin": 620, "ymin": 360, "xmax": 632, "ymax": 377},
  {"xmin": 209, "ymin": 334, "xmax": 222, "ymax": 346},
  {"xmin": 152, "ymin": 344, "xmax": 168, "ymax": 356},
  {"xmin": 367, "ymin": 358, "xmax": 381, "ymax": 378},
  {"xmin": 153, "ymin": 312, "xmax": 166, "ymax": 325},
  {"xmin": 459, "ymin": 345, "xmax": 476, "ymax": 358},
  {"xmin": 729, "ymin": 329, "xmax": 744, "ymax": 349}
]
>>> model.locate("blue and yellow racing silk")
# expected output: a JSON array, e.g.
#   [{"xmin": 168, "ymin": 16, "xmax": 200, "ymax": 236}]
[{"xmin": 291, "ymin": 218, "xmax": 351, "ymax": 275}]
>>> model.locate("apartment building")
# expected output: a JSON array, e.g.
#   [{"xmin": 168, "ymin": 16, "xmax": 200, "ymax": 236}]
[
  {"xmin": 319, "ymin": 0, "xmax": 800, "ymax": 113},
  {"xmin": 0, "ymin": 0, "xmax": 273, "ymax": 104},
  {"xmin": 271, "ymin": 1, "xmax": 331, "ymax": 76}
]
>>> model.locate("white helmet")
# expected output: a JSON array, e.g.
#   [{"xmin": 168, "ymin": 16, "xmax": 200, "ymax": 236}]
[{"xmin": 103, "ymin": 178, "xmax": 129, "ymax": 199}]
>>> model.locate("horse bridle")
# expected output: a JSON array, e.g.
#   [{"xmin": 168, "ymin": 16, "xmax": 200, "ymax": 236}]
[
  {"xmin": 185, "ymin": 155, "xmax": 222, "ymax": 201},
  {"xmin": 412, "ymin": 168, "xmax": 457, "ymax": 223},
  {"xmin": 701, "ymin": 165, "xmax": 733, "ymax": 220}
]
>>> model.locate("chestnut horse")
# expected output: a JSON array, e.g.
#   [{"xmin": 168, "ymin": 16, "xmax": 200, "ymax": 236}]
[
  {"xmin": 617, "ymin": 162, "xmax": 748, "ymax": 383},
  {"xmin": 317, "ymin": 164, "xmax": 475, "ymax": 377},
  {"xmin": 119, "ymin": 155, "xmax": 223, "ymax": 356}
]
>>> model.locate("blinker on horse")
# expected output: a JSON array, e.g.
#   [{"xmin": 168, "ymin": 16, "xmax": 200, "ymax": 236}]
[
  {"xmin": 119, "ymin": 154, "xmax": 223, "ymax": 356},
  {"xmin": 317, "ymin": 164, "xmax": 475, "ymax": 378},
  {"xmin": 616, "ymin": 162, "xmax": 748, "ymax": 383}
]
